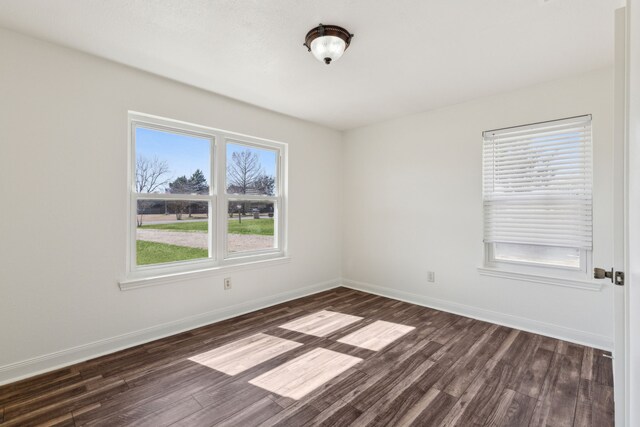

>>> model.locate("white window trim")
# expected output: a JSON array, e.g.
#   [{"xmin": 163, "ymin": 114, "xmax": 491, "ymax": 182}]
[
  {"xmin": 485, "ymin": 243, "xmax": 592, "ymax": 275},
  {"xmin": 119, "ymin": 256, "xmax": 292, "ymax": 291},
  {"xmin": 481, "ymin": 115, "xmax": 598, "ymax": 289},
  {"xmin": 121, "ymin": 112, "xmax": 288, "ymax": 289},
  {"xmin": 479, "ymin": 243, "xmax": 598, "ymax": 290},
  {"xmin": 476, "ymin": 266, "xmax": 602, "ymax": 291},
  {"xmin": 223, "ymin": 137, "xmax": 285, "ymax": 260}
]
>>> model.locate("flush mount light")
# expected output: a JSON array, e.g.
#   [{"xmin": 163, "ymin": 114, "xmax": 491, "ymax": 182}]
[{"xmin": 303, "ymin": 24, "xmax": 354, "ymax": 65}]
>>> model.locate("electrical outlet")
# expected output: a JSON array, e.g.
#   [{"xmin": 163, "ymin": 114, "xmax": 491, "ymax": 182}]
[
  {"xmin": 427, "ymin": 271, "xmax": 435, "ymax": 283},
  {"xmin": 224, "ymin": 277, "xmax": 232, "ymax": 290}
]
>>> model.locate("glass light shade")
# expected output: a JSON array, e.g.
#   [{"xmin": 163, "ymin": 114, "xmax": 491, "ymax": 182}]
[{"xmin": 310, "ymin": 35, "xmax": 346, "ymax": 64}]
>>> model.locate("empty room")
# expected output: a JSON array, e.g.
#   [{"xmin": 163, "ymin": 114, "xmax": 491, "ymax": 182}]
[{"xmin": 1, "ymin": 1, "xmax": 640, "ymax": 426}]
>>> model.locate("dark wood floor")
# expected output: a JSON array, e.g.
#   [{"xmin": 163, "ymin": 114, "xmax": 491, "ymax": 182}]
[{"xmin": 0, "ymin": 288, "xmax": 614, "ymax": 426}]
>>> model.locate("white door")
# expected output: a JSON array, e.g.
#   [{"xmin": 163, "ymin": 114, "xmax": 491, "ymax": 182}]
[
  {"xmin": 624, "ymin": 2, "xmax": 640, "ymax": 426},
  {"xmin": 613, "ymin": 7, "xmax": 627, "ymax": 427}
]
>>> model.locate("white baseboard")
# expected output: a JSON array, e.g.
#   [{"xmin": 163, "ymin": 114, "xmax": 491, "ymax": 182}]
[
  {"xmin": 342, "ymin": 278, "xmax": 613, "ymax": 351},
  {"xmin": 0, "ymin": 279, "xmax": 341, "ymax": 386}
]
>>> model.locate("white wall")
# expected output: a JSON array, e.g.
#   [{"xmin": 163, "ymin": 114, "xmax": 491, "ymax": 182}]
[
  {"xmin": 342, "ymin": 68, "xmax": 616, "ymax": 349},
  {"xmin": 0, "ymin": 28, "xmax": 343, "ymax": 384}
]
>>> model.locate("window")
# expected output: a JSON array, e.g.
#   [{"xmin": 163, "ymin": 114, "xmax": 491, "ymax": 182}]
[
  {"xmin": 482, "ymin": 115, "xmax": 592, "ymax": 278},
  {"xmin": 226, "ymin": 141, "xmax": 280, "ymax": 255},
  {"xmin": 128, "ymin": 113, "xmax": 286, "ymax": 279}
]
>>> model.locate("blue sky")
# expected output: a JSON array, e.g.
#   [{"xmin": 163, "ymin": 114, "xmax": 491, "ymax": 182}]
[
  {"xmin": 136, "ymin": 127, "xmax": 277, "ymax": 187},
  {"xmin": 136, "ymin": 127, "xmax": 210, "ymax": 183}
]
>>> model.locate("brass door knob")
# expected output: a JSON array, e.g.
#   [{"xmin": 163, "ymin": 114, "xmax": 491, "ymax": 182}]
[{"xmin": 594, "ymin": 267, "xmax": 613, "ymax": 280}]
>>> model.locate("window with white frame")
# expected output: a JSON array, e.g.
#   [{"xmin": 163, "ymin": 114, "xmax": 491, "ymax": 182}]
[
  {"xmin": 482, "ymin": 115, "xmax": 593, "ymax": 277},
  {"xmin": 128, "ymin": 113, "xmax": 285, "ymax": 278}
]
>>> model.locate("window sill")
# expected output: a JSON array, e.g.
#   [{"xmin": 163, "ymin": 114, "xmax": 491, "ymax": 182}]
[
  {"xmin": 477, "ymin": 267, "xmax": 603, "ymax": 291},
  {"xmin": 119, "ymin": 256, "xmax": 291, "ymax": 291}
]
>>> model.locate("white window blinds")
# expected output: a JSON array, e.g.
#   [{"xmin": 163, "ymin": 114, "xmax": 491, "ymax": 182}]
[{"xmin": 483, "ymin": 115, "xmax": 593, "ymax": 250}]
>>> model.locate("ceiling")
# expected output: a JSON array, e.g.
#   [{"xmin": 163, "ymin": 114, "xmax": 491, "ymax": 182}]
[{"xmin": 0, "ymin": 0, "xmax": 623, "ymax": 130}]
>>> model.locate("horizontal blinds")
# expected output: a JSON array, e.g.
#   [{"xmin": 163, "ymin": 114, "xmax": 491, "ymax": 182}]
[{"xmin": 483, "ymin": 115, "xmax": 593, "ymax": 249}]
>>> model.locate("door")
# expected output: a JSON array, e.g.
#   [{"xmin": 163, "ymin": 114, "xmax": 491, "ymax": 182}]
[
  {"xmin": 624, "ymin": 1, "xmax": 640, "ymax": 426},
  {"xmin": 613, "ymin": 7, "xmax": 627, "ymax": 427}
]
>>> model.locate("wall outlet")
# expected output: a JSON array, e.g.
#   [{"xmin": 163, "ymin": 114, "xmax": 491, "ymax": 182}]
[
  {"xmin": 224, "ymin": 277, "xmax": 232, "ymax": 290},
  {"xmin": 427, "ymin": 271, "xmax": 435, "ymax": 283}
]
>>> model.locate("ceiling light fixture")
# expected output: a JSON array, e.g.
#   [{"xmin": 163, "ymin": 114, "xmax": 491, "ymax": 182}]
[{"xmin": 303, "ymin": 24, "xmax": 354, "ymax": 65}]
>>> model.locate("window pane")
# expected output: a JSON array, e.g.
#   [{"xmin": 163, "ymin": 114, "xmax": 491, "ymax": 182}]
[
  {"xmin": 494, "ymin": 243, "xmax": 580, "ymax": 268},
  {"xmin": 136, "ymin": 199, "xmax": 209, "ymax": 265},
  {"xmin": 135, "ymin": 126, "xmax": 211, "ymax": 195},
  {"xmin": 227, "ymin": 201, "xmax": 275, "ymax": 254},
  {"xmin": 226, "ymin": 142, "xmax": 277, "ymax": 195}
]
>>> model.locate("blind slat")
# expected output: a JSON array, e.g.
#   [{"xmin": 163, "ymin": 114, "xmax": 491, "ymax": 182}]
[{"xmin": 486, "ymin": 136, "xmax": 592, "ymax": 154}]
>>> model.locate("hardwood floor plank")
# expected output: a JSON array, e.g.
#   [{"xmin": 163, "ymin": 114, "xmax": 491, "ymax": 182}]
[
  {"xmin": 123, "ymin": 358, "xmax": 213, "ymax": 388},
  {"xmin": 483, "ymin": 388, "xmax": 517, "ymax": 426},
  {"xmin": 259, "ymin": 404, "xmax": 319, "ymax": 426},
  {"xmin": 573, "ymin": 379, "xmax": 593, "ymax": 427},
  {"xmin": 356, "ymin": 337, "xmax": 441, "ymax": 377},
  {"xmin": 71, "ymin": 403, "xmax": 101, "ymax": 420},
  {"xmin": 257, "ymin": 368, "xmax": 367, "ymax": 425},
  {"xmin": 428, "ymin": 317, "xmax": 476, "ymax": 346},
  {"xmin": 249, "ymin": 348, "xmax": 362, "ymax": 400},
  {"xmin": 36, "ymin": 412, "xmax": 75, "ymax": 427},
  {"xmin": 348, "ymin": 357, "xmax": 435, "ymax": 425},
  {"xmin": 1, "ymin": 378, "xmax": 127, "ymax": 427},
  {"xmin": 305, "ymin": 368, "xmax": 370, "ymax": 412},
  {"xmin": 278, "ymin": 310, "xmax": 363, "ymax": 337},
  {"xmin": 350, "ymin": 352, "xmax": 433, "ymax": 412},
  {"xmin": 557, "ymin": 341, "xmax": 585, "ymax": 360},
  {"xmin": 580, "ymin": 347, "xmax": 594, "ymax": 381},
  {"xmin": 530, "ymin": 347, "xmax": 583, "ymax": 427},
  {"xmin": 320, "ymin": 341, "xmax": 377, "ymax": 360},
  {"xmin": 545, "ymin": 353, "xmax": 582, "ymax": 427},
  {"xmin": 190, "ymin": 343, "xmax": 318, "ymax": 408},
  {"xmin": 188, "ymin": 333, "xmax": 302, "ymax": 375},
  {"xmin": 530, "ymin": 351, "xmax": 563, "ymax": 426},
  {"xmin": 453, "ymin": 362, "xmax": 514, "ymax": 427},
  {"xmin": 538, "ymin": 336, "xmax": 560, "ymax": 352},
  {"xmin": 308, "ymin": 367, "xmax": 392, "ymax": 424},
  {"xmin": 516, "ymin": 347, "xmax": 554, "ymax": 399},
  {"xmin": 436, "ymin": 331, "xmax": 519, "ymax": 427},
  {"xmin": 434, "ymin": 324, "xmax": 499, "ymax": 396},
  {"xmin": 501, "ymin": 332, "xmax": 541, "ymax": 372},
  {"xmin": 75, "ymin": 366, "xmax": 221, "ymax": 425},
  {"xmin": 3, "ymin": 375, "xmax": 103, "ymax": 419},
  {"xmin": 442, "ymin": 326, "xmax": 513, "ymax": 398},
  {"xmin": 214, "ymin": 396, "xmax": 282, "ymax": 427},
  {"xmin": 593, "ymin": 352, "xmax": 614, "ymax": 387},
  {"xmin": 126, "ymin": 396, "xmax": 202, "ymax": 427},
  {"xmin": 337, "ymin": 320, "xmax": 415, "ymax": 351},
  {"xmin": 92, "ymin": 386, "xmax": 207, "ymax": 427},
  {"xmin": 0, "ymin": 369, "xmax": 78, "ymax": 400},
  {"xmin": 318, "ymin": 404, "xmax": 362, "ymax": 427},
  {"xmin": 380, "ymin": 386, "xmax": 440, "ymax": 426},
  {"xmin": 408, "ymin": 389, "xmax": 457, "ymax": 427},
  {"xmin": 0, "ymin": 287, "xmax": 613, "ymax": 427},
  {"xmin": 498, "ymin": 390, "xmax": 536, "ymax": 427},
  {"xmin": 591, "ymin": 382, "xmax": 614, "ymax": 427},
  {"xmin": 0, "ymin": 372, "xmax": 84, "ymax": 408},
  {"xmin": 172, "ymin": 385, "xmax": 271, "ymax": 426},
  {"xmin": 573, "ymin": 379, "xmax": 615, "ymax": 427},
  {"xmin": 368, "ymin": 384, "xmax": 438, "ymax": 426}
]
